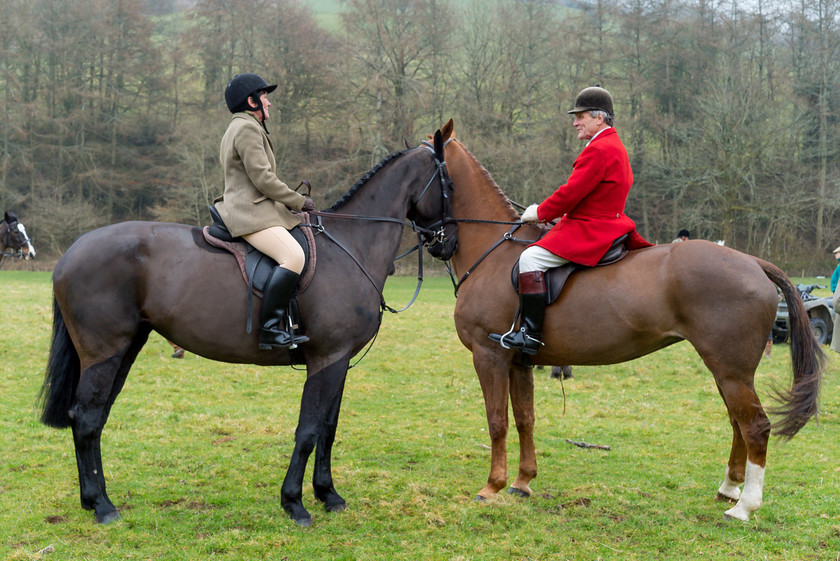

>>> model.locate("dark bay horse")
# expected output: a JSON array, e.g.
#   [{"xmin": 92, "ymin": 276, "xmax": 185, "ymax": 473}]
[
  {"xmin": 1, "ymin": 211, "xmax": 36, "ymax": 264},
  {"xmin": 433, "ymin": 120, "xmax": 823, "ymax": 521},
  {"xmin": 39, "ymin": 132, "xmax": 456, "ymax": 526}
]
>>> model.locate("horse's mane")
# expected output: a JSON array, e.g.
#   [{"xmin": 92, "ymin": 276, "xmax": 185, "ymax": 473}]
[
  {"xmin": 455, "ymin": 140, "xmax": 521, "ymax": 221},
  {"xmin": 325, "ymin": 149, "xmax": 408, "ymax": 212}
]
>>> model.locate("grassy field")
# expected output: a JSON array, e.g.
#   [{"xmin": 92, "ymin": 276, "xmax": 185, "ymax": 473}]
[{"xmin": 1, "ymin": 271, "xmax": 839, "ymax": 560}]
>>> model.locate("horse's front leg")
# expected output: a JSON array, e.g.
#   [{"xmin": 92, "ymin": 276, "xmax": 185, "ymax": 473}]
[
  {"xmin": 473, "ymin": 345, "xmax": 512, "ymax": 500},
  {"xmin": 281, "ymin": 354, "xmax": 351, "ymax": 526},
  {"xmin": 312, "ymin": 359, "xmax": 350, "ymax": 513},
  {"xmin": 508, "ymin": 363, "xmax": 536, "ymax": 497}
]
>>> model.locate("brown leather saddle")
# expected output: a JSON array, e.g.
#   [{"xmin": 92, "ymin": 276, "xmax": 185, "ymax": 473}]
[
  {"xmin": 203, "ymin": 205, "xmax": 317, "ymax": 335},
  {"xmin": 511, "ymin": 234, "xmax": 629, "ymax": 304},
  {"xmin": 204, "ymin": 204, "xmax": 316, "ymax": 297}
]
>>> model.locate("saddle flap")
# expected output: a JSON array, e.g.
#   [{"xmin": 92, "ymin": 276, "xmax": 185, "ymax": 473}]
[{"xmin": 511, "ymin": 234, "xmax": 630, "ymax": 305}]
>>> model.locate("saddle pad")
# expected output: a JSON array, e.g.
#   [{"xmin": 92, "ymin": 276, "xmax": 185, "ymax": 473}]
[{"xmin": 202, "ymin": 217, "xmax": 316, "ymax": 295}]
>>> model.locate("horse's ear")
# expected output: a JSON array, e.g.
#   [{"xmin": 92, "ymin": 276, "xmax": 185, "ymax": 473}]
[
  {"xmin": 404, "ymin": 138, "xmax": 414, "ymax": 149},
  {"xmin": 434, "ymin": 129, "xmax": 444, "ymax": 161},
  {"xmin": 440, "ymin": 119, "xmax": 454, "ymax": 141}
]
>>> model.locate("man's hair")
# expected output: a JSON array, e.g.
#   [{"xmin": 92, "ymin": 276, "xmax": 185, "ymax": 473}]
[{"xmin": 589, "ymin": 109, "xmax": 614, "ymax": 127}]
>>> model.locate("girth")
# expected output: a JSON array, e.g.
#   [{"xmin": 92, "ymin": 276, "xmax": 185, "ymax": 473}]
[{"xmin": 511, "ymin": 234, "xmax": 629, "ymax": 304}]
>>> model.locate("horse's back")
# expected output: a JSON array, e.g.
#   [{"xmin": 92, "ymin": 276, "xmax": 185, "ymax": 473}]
[{"xmin": 540, "ymin": 240, "xmax": 778, "ymax": 365}]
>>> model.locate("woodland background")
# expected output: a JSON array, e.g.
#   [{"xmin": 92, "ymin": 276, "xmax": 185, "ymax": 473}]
[{"xmin": 2, "ymin": 0, "xmax": 840, "ymax": 273}]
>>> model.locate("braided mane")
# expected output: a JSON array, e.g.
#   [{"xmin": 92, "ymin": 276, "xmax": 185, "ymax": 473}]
[
  {"xmin": 456, "ymin": 140, "xmax": 520, "ymax": 221},
  {"xmin": 325, "ymin": 149, "xmax": 408, "ymax": 212}
]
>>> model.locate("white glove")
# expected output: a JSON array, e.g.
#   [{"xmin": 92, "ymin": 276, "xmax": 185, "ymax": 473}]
[{"xmin": 520, "ymin": 204, "xmax": 539, "ymax": 223}]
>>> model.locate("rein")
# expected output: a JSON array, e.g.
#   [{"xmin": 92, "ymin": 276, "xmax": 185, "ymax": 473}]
[
  {"xmin": 288, "ymin": 144, "xmax": 451, "ymax": 370},
  {"xmin": 444, "ymin": 222, "xmax": 540, "ymax": 297},
  {"xmin": 299, "ymin": 144, "xmax": 452, "ymax": 314},
  {"xmin": 301, "ymin": 212, "xmax": 428, "ymax": 314}
]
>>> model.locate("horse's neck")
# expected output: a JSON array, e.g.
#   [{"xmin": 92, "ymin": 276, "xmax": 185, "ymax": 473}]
[
  {"xmin": 449, "ymin": 145, "xmax": 527, "ymax": 276},
  {"xmin": 322, "ymin": 159, "xmax": 417, "ymax": 283}
]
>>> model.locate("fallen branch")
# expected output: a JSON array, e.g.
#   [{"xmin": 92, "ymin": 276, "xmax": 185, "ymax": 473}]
[{"xmin": 566, "ymin": 439, "xmax": 610, "ymax": 451}]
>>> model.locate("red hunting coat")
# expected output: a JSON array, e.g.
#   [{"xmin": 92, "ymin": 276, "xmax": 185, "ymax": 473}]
[{"xmin": 533, "ymin": 127, "xmax": 652, "ymax": 266}]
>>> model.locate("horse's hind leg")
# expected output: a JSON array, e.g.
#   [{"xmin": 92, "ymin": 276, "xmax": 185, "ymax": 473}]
[
  {"xmin": 713, "ymin": 376, "xmax": 770, "ymax": 520},
  {"xmin": 715, "ymin": 385, "xmax": 747, "ymax": 503},
  {"xmin": 281, "ymin": 354, "xmax": 351, "ymax": 526},
  {"xmin": 508, "ymin": 363, "xmax": 536, "ymax": 497},
  {"xmin": 71, "ymin": 331, "xmax": 149, "ymax": 523}
]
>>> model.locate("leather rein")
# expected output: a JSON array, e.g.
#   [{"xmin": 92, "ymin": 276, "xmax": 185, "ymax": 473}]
[{"xmin": 300, "ymin": 142, "xmax": 454, "ymax": 315}]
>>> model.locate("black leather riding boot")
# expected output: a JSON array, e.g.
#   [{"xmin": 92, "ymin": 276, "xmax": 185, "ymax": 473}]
[
  {"xmin": 489, "ymin": 271, "xmax": 547, "ymax": 355},
  {"xmin": 259, "ymin": 267, "xmax": 309, "ymax": 350}
]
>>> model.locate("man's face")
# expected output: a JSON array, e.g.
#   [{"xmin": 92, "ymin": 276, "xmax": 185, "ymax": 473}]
[{"xmin": 572, "ymin": 111, "xmax": 604, "ymax": 141}]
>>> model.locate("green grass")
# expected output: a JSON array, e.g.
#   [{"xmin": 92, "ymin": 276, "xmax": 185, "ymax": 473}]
[{"xmin": 1, "ymin": 271, "xmax": 839, "ymax": 560}]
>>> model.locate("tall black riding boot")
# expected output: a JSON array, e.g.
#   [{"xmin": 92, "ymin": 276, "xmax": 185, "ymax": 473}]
[
  {"xmin": 259, "ymin": 266, "xmax": 309, "ymax": 350},
  {"xmin": 489, "ymin": 270, "xmax": 547, "ymax": 356}
]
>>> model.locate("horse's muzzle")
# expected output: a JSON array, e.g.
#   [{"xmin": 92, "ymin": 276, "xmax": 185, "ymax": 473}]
[{"xmin": 425, "ymin": 226, "xmax": 458, "ymax": 261}]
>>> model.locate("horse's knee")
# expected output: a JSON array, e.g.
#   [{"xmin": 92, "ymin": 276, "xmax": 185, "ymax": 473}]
[{"xmin": 486, "ymin": 417, "xmax": 508, "ymax": 440}]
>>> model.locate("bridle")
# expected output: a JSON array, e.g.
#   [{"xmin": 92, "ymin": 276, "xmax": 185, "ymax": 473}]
[
  {"xmin": 288, "ymin": 143, "xmax": 455, "ymax": 370},
  {"xmin": 301, "ymin": 142, "xmax": 455, "ymax": 315}
]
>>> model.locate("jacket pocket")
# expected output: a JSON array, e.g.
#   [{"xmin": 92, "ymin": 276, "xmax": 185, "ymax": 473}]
[{"xmin": 251, "ymin": 195, "xmax": 268, "ymax": 204}]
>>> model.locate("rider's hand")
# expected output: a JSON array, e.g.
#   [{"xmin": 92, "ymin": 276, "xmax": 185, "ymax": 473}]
[
  {"xmin": 520, "ymin": 204, "xmax": 539, "ymax": 223},
  {"xmin": 302, "ymin": 197, "xmax": 316, "ymax": 212}
]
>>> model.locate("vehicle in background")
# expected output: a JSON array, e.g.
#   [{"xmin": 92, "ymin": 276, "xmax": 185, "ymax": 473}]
[{"xmin": 772, "ymin": 284, "xmax": 834, "ymax": 345}]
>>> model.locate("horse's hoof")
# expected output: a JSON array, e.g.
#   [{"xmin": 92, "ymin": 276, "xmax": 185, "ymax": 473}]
[
  {"xmin": 325, "ymin": 501, "xmax": 347, "ymax": 513},
  {"xmin": 507, "ymin": 487, "xmax": 530, "ymax": 498},
  {"xmin": 715, "ymin": 492, "xmax": 738, "ymax": 504},
  {"xmin": 96, "ymin": 510, "xmax": 122, "ymax": 525},
  {"xmin": 294, "ymin": 515, "xmax": 313, "ymax": 527},
  {"xmin": 474, "ymin": 495, "xmax": 487, "ymax": 502}
]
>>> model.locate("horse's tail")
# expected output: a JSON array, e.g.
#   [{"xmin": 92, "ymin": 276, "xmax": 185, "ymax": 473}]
[
  {"xmin": 757, "ymin": 258, "xmax": 825, "ymax": 439},
  {"xmin": 39, "ymin": 298, "xmax": 79, "ymax": 429}
]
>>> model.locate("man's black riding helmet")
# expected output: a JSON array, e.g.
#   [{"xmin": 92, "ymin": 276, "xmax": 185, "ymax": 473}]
[
  {"xmin": 567, "ymin": 85, "xmax": 614, "ymax": 117},
  {"xmin": 224, "ymin": 73, "xmax": 277, "ymax": 113}
]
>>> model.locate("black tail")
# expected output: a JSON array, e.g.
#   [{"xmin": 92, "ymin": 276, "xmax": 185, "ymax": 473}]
[
  {"xmin": 758, "ymin": 259, "xmax": 825, "ymax": 439},
  {"xmin": 39, "ymin": 298, "xmax": 79, "ymax": 428}
]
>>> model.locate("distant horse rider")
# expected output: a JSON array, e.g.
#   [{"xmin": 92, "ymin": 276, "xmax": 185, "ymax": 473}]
[
  {"xmin": 214, "ymin": 73, "xmax": 315, "ymax": 350},
  {"xmin": 672, "ymin": 229, "xmax": 690, "ymax": 243},
  {"xmin": 490, "ymin": 85, "xmax": 652, "ymax": 357}
]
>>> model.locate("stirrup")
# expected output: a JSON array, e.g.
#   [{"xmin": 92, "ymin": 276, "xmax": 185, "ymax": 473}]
[
  {"xmin": 489, "ymin": 322, "xmax": 518, "ymax": 350},
  {"xmin": 259, "ymin": 312, "xmax": 309, "ymax": 350},
  {"xmin": 489, "ymin": 327, "xmax": 543, "ymax": 354}
]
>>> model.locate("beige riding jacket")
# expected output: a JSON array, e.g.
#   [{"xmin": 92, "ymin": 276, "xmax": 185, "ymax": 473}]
[{"xmin": 215, "ymin": 112, "xmax": 306, "ymax": 237}]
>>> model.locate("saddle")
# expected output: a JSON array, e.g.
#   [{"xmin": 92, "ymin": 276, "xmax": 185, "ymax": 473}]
[
  {"xmin": 203, "ymin": 204, "xmax": 316, "ymax": 332},
  {"xmin": 511, "ymin": 234, "xmax": 629, "ymax": 304}
]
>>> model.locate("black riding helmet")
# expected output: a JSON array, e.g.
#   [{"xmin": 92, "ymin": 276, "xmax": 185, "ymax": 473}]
[
  {"xmin": 567, "ymin": 85, "xmax": 614, "ymax": 117},
  {"xmin": 224, "ymin": 73, "xmax": 277, "ymax": 114}
]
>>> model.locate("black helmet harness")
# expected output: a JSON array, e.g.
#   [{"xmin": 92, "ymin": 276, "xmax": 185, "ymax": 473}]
[{"xmin": 225, "ymin": 73, "xmax": 278, "ymax": 134}]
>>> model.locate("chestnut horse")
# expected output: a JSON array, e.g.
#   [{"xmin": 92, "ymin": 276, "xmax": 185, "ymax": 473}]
[
  {"xmin": 434, "ymin": 120, "xmax": 823, "ymax": 520},
  {"xmin": 39, "ymin": 132, "xmax": 455, "ymax": 526}
]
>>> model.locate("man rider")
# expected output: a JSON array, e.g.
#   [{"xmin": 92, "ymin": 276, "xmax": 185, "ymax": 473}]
[{"xmin": 490, "ymin": 85, "xmax": 652, "ymax": 357}]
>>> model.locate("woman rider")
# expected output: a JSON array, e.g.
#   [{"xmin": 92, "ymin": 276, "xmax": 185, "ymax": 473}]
[{"xmin": 215, "ymin": 73, "xmax": 315, "ymax": 350}]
